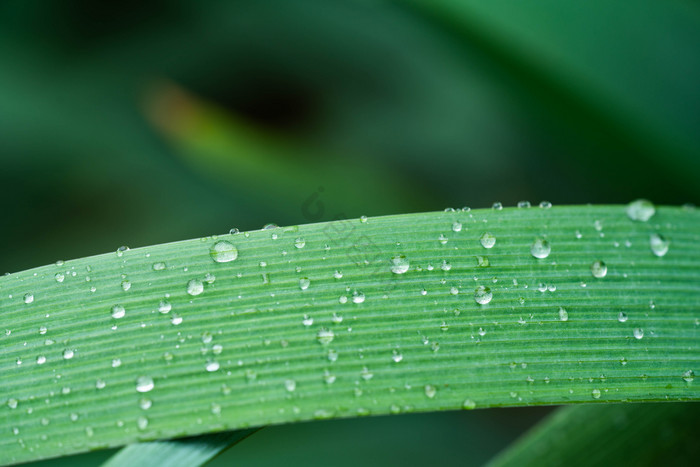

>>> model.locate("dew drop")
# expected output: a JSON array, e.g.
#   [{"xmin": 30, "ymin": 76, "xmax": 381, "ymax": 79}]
[
  {"xmin": 452, "ymin": 222, "xmax": 463, "ymax": 232},
  {"xmin": 294, "ymin": 238, "xmax": 306, "ymax": 249},
  {"xmin": 591, "ymin": 260, "xmax": 608, "ymax": 278},
  {"xmin": 317, "ymin": 328, "xmax": 335, "ymax": 345},
  {"xmin": 121, "ymin": 280, "xmax": 131, "ymax": 292},
  {"xmin": 650, "ymin": 233, "xmax": 670, "ymax": 257},
  {"xmin": 617, "ymin": 312, "xmax": 628, "ymax": 323},
  {"xmin": 479, "ymin": 232, "xmax": 496, "ymax": 249},
  {"xmin": 492, "ymin": 202, "xmax": 503, "ymax": 210},
  {"xmin": 299, "ymin": 277, "xmax": 311, "ymax": 290},
  {"xmin": 136, "ymin": 376, "xmax": 154, "ymax": 393},
  {"xmin": 592, "ymin": 388, "xmax": 601, "ymax": 399},
  {"xmin": 424, "ymin": 384, "xmax": 437, "ymax": 398},
  {"xmin": 209, "ymin": 240, "xmax": 238, "ymax": 263},
  {"xmin": 54, "ymin": 273, "xmax": 65, "ymax": 283},
  {"xmin": 186, "ymin": 279, "xmax": 204, "ymax": 296},
  {"xmin": 139, "ymin": 398, "xmax": 152, "ymax": 410},
  {"xmin": 284, "ymin": 379, "xmax": 296, "ymax": 392},
  {"xmin": 137, "ymin": 416, "xmax": 148, "ymax": 430},
  {"xmin": 539, "ymin": 201, "xmax": 552, "ymax": 209},
  {"xmin": 462, "ymin": 399, "xmax": 476, "ymax": 410},
  {"xmin": 23, "ymin": 293, "xmax": 34, "ymax": 304},
  {"xmin": 530, "ymin": 238, "xmax": 551, "ymax": 259},
  {"xmin": 95, "ymin": 379, "xmax": 106, "ymax": 389},
  {"xmin": 352, "ymin": 291, "xmax": 366, "ymax": 304},
  {"xmin": 633, "ymin": 328, "xmax": 644, "ymax": 340},
  {"xmin": 682, "ymin": 370, "xmax": 695, "ymax": 383},
  {"xmin": 112, "ymin": 358, "xmax": 122, "ymax": 368},
  {"xmin": 558, "ymin": 307, "xmax": 569, "ymax": 322},
  {"xmin": 360, "ymin": 366, "xmax": 373, "ymax": 381},
  {"xmin": 390, "ymin": 255, "xmax": 410, "ymax": 274},
  {"xmin": 205, "ymin": 361, "xmax": 220, "ymax": 372},
  {"xmin": 170, "ymin": 314, "xmax": 183, "ymax": 325},
  {"xmin": 152, "ymin": 262, "xmax": 166, "ymax": 271},
  {"xmin": 391, "ymin": 350, "xmax": 403, "ymax": 363},
  {"xmin": 517, "ymin": 201, "xmax": 531, "ymax": 208},
  {"xmin": 474, "ymin": 285, "xmax": 493, "ymax": 305},
  {"xmin": 111, "ymin": 304, "xmax": 126, "ymax": 319},
  {"xmin": 158, "ymin": 300, "xmax": 172, "ymax": 314},
  {"xmin": 626, "ymin": 199, "xmax": 655, "ymax": 222},
  {"xmin": 62, "ymin": 349, "xmax": 74, "ymax": 360},
  {"xmin": 7, "ymin": 398, "xmax": 18, "ymax": 409}
]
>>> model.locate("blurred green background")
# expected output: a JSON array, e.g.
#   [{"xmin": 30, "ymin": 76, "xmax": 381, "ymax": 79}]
[{"xmin": 2, "ymin": 0, "xmax": 698, "ymax": 465}]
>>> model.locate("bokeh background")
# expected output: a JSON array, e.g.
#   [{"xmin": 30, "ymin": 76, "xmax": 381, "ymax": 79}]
[{"xmin": 2, "ymin": 1, "xmax": 698, "ymax": 465}]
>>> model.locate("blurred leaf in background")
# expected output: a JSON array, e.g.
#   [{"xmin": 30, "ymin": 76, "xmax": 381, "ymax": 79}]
[{"xmin": 1, "ymin": 0, "xmax": 698, "ymax": 465}]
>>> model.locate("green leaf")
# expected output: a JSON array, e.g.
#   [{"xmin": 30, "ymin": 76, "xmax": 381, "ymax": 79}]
[
  {"xmin": 488, "ymin": 402, "xmax": 700, "ymax": 466},
  {"xmin": 102, "ymin": 429, "xmax": 257, "ymax": 467},
  {"xmin": 2, "ymin": 204, "xmax": 698, "ymax": 465}
]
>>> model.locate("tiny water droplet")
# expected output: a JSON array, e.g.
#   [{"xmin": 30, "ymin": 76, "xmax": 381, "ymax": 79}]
[
  {"xmin": 452, "ymin": 222, "xmax": 463, "ymax": 232},
  {"xmin": 7, "ymin": 398, "xmax": 18, "ymax": 409},
  {"xmin": 438, "ymin": 234, "xmax": 448, "ymax": 245},
  {"xmin": 650, "ymin": 233, "xmax": 670, "ymax": 257},
  {"xmin": 136, "ymin": 376, "xmax": 154, "ymax": 393},
  {"xmin": 391, "ymin": 350, "xmax": 403, "ymax": 363},
  {"xmin": 23, "ymin": 293, "xmax": 34, "ymax": 304},
  {"xmin": 682, "ymin": 370, "xmax": 695, "ymax": 383},
  {"xmin": 591, "ymin": 260, "xmax": 607, "ymax": 278},
  {"xmin": 137, "ymin": 416, "xmax": 148, "ymax": 430},
  {"xmin": 474, "ymin": 286, "xmax": 493, "ymax": 305},
  {"xmin": 539, "ymin": 201, "xmax": 552, "ymax": 209},
  {"xmin": 62, "ymin": 349, "xmax": 74, "ymax": 360},
  {"xmin": 205, "ymin": 361, "xmax": 220, "ymax": 372},
  {"xmin": 626, "ymin": 199, "xmax": 655, "ymax": 222},
  {"xmin": 479, "ymin": 232, "xmax": 496, "ymax": 249},
  {"xmin": 462, "ymin": 399, "xmax": 476, "ymax": 410},
  {"xmin": 352, "ymin": 291, "xmax": 366, "ymax": 304},
  {"xmin": 424, "ymin": 384, "xmax": 437, "ymax": 398},
  {"xmin": 390, "ymin": 255, "xmax": 410, "ymax": 274},
  {"xmin": 530, "ymin": 238, "xmax": 551, "ymax": 259},
  {"xmin": 187, "ymin": 279, "xmax": 204, "ymax": 296},
  {"xmin": 592, "ymin": 388, "xmax": 601, "ymax": 399},
  {"xmin": 618, "ymin": 312, "xmax": 628, "ymax": 323},
  {"xmin": 633, "ymin": 328, "xmax": 644, "ymax": 340},
  {"xmin": 111, "ymin": 304, "xmax": 126, "ymax": 319},
  {"xmin": 492, "ymin": 202, "xmax": 503, "ymax": 210},
  {"xmin": 284, "ymin": 379, "xmax": 296, "ymax": 392},
  {"xmin": 55, "ymin": 273, "xmax": 65, "ymax": 283},
  {"xmin": 558, "ymin": 307, "xmax": 569, "ymax": 322},
  {"xmin": 152, "ymin": 262, "xmax": 166, "ymax": 271},
  {"xmin": 294, "ymin": 238, "xmax": 306, "ymax": 249},
  {"xmin": 317, "ymin": 328, "xmax": 335, "ymax": 345},
  {"xmin": 120, "ymin": 280, "xmax": 131, "ymax": 292},
  {"xmin": 158, "ymin": 300, "xmax": 172, "ymax": 314},
  {"xmin": 299, "ymin": 277, "xmax": 311, "ymax": 290},
  {"xmin": 116, "ymin": 246, "xmax": 129, "ymax": 257},
  {"xmin": 170, "ymin": 314, "xmax": 183, "ymax": 325}
]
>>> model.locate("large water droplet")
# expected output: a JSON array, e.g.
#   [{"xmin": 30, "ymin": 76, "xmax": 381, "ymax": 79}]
[
  {"xmin": 650, "ymin": 233, "xmax": 670, "ymax": 257},
  {"xmin": 136, "ymin": 376, "xmax": 154, "ymax": 393},
  {"xmin": 474, "ymin": 286, "xmax": 493, "ymax": 305},
  {"xmin": 530, "ymin": 238, "xmax": 551, "ymax": 259},
  {"xmin": 210, "ymin": 241, "xmax": 238, "ymax": 263},
  {"xmin": 390, "ymin": 255, "xmax": 410, "ymax": 274},
  {"xmin": 626, "ymin": 199, "xmax": 655, "ymax": 222},
  {"xmin": 479, "ymin": 232, "xmax": 496, "ymax": 249},
  {"xmin": 187, "ymin": 279, "xmax": 204, "ymax": 296},
  {"xmin": 591, "ymin": 260, "xmax": 607, "ymax": 278}
]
